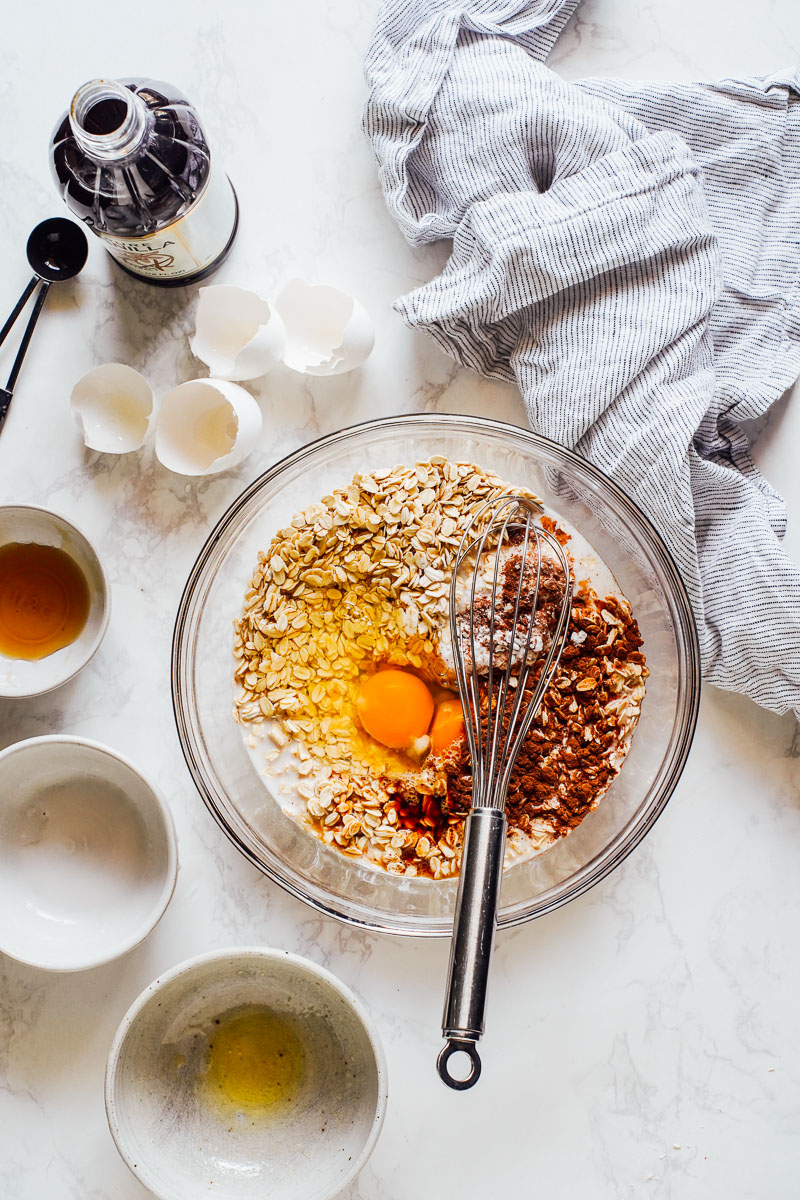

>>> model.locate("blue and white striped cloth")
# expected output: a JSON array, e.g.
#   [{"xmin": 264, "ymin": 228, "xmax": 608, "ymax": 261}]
[{"xmin": 364, "ymin": 0, "xmax": 800, "ymax": 717}]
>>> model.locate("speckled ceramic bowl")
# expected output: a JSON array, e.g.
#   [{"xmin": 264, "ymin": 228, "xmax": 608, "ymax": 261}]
[{"xmin": 105, "ymin": 948, "xmax": 387, "ymax": 1200}]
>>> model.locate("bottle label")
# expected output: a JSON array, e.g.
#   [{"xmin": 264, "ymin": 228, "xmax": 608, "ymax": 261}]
[{"xmin": 99, "ymin": 169, "xmax": 237, "ymax": 281}]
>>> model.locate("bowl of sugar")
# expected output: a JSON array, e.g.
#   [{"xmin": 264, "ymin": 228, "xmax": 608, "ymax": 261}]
[{"xmin": 0, "ymin": 736, "xmax": 177, "ymax": 970}]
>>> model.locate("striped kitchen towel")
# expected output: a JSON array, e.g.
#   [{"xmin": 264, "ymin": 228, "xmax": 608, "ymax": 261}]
[{"xmin": 364, "ymin": 0, "xmax": 800, "ymax": 717}]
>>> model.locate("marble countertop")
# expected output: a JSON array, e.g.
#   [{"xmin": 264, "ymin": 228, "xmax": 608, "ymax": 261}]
[{"xmin": 1, "ymin": 2, "xmax": 799, "ymax": 1197}]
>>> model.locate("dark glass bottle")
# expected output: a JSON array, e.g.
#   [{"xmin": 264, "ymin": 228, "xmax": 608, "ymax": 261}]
[{"xmin": 50, "ymin": 77, "xmax": 238, "ymax": 287}]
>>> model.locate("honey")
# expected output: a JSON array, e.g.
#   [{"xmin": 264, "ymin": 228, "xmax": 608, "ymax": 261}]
[
  {"xmin": 0, "ymin": 542, "xmax": 90, "ymax": 660},
  {"xmin": 204, "ymin": 1008, "xmax": 306, "ymax": 1113}
]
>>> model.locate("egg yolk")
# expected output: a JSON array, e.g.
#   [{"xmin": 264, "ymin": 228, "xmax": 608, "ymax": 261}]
[
  {"xmin": 430, "ymin": 698, "xmax": 465, "ymax": 754},
  {"xmin": 356, "ymin": 669, "xmax": 434, "ymax": 750}
]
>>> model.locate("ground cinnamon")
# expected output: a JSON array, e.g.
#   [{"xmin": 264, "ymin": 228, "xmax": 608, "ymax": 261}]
[{"xmin": 439, "ymin": 583, "xmax": 647, "ymax": 841}]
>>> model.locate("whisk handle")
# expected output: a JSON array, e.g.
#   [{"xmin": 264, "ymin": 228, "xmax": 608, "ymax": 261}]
[{"xmin": 438, "ymin": 806, "xmax": 506, "ymax": 1090}]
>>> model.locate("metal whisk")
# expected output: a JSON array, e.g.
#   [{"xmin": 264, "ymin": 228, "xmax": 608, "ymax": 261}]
[{"xmin": 437, "ymin": 494, "xmax": 572, "ymax": 1090}]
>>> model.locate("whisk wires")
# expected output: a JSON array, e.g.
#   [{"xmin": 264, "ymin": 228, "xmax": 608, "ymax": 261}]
[{"xmin": 450, "ymin": 495, "xmax": 572, "ymax": 809}]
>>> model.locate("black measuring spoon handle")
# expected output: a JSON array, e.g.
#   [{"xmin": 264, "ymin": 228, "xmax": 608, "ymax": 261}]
[
  {"xmin": 0, "ymin": 276, "xmax": 38, "ymax": 350},
  {"xmin": 0, "ymin": 388, "xmax": 12, "ymax": 432},
  {"xmin": 0, "ymin": 280, "xmax": 51, "ymax": 434}
]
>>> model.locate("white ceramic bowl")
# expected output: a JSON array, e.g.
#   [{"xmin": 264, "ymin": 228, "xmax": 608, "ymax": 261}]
[
  {"xmin": 105, "ymin": 948, "xmax": 388, "ymax": 1200},
  {"xmin": 0, "ymin": 737, "xmax": 177, "ymax": 971},
  {"xmin": 0, "ymin": 505, "xmax": 110, "ymax": 697}
]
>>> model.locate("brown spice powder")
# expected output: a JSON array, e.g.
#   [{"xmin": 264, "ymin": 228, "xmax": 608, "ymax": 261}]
[{"xmin": 439, "ymin": 587, "xmax": 647, "ymax": 841}]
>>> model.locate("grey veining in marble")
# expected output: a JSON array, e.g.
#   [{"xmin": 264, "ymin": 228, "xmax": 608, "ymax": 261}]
[{"xmin": 0, "ymin": 1, "xmax": 799, "ymax": 1197}]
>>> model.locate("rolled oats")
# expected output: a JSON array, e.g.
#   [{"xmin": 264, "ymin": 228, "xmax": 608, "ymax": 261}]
[{"xmin": 234, "ymin": 459, "xmax": 647, "ymax": 879}]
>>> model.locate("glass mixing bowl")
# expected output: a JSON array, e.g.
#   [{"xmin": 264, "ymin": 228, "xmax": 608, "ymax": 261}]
[{"xmin": 172, "ymin": 415, "xmax": 699, "ymax": 936}]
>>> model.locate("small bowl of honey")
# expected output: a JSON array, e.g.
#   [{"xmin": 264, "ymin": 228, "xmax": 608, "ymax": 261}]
[
  {"xmin": 0, "ymin": 505, "xmax": 110, "ymax": 698},
  {"xmin": 105, "ymin": 947, "xmax": 387, "ymax": 1200}
]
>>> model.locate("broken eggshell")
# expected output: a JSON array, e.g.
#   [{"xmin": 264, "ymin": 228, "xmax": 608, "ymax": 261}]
[
  {"xmin": 155, "ymin": 379, "xmax": 262, "ymax": 476},
  {"xmin": 190, "ymin": 285, "xmax": 286, "ymax": 382},
  {"xmin": 275, "ymin": 279, "xmax": 374, "ymax": 376},
  {"xmin": 71, "ymin": 364, "xmax": 157, "ymax": 454}
]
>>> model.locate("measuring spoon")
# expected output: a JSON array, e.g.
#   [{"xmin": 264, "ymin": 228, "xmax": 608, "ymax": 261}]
[{"xmin": 0, "ymin": 218, "xmax": 89, "ymax": 434}]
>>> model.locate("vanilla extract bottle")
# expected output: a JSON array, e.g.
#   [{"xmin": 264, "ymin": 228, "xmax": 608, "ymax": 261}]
[{"xmin": 50, "ymin": 77, "xmax": 238, "ymax": 287}]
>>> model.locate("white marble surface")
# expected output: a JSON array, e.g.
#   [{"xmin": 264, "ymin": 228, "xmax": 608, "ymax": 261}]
[{"xmin": 1, "ymin": 2, "xmax": 800, "ymax": 1197}]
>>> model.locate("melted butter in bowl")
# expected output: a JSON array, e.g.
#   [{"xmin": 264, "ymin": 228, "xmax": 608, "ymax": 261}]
[
  {"xmin": 204, "ymin": 1007, "xmax": 306, "ymax": 1115},
  {"xmin": 106, "ymin": 948, "xmax": 387, "ymax": 1200}
]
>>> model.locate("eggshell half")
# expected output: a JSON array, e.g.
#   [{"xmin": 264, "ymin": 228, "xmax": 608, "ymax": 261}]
[
  {"xmin": 191, "ymin": 285, "xmax": 286, "ymax": 381},
  {"xmin": 155, "ymin": 379, "xmax": 262, "ymax": 476},
  {"xmin": 71, "ymin": 364, "xmax": 156, "ymax": 453},
  {"xmin": 275, "ymin": 279, "xmax": 375, "ymax": 376}
]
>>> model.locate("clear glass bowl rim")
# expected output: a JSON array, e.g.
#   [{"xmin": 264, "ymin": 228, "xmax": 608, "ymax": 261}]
[{"xmin": 172, "ymin": 414, "xmax": 701, "ymax": 936}]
